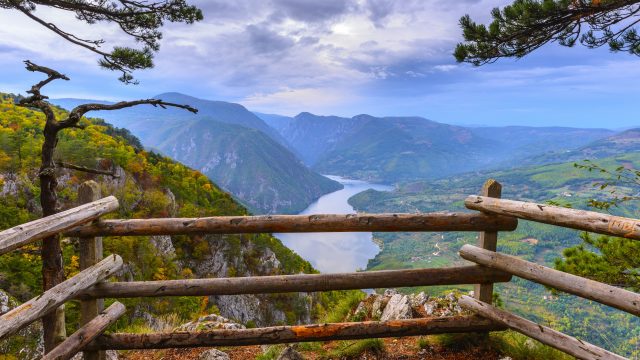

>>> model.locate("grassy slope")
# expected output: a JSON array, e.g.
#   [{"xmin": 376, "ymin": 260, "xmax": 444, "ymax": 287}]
[{"xmin": 349, "ymin": 153, "xmax": 640, "ymax": 357}]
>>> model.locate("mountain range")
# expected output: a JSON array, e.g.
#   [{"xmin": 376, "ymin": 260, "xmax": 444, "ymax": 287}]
[
  {"xmin": 54, "ymin": 91, "xmax": 626, "ymax": 215},
  {"xmin": 259, "ymin": 111, "xmax": 614, "ymax": 182},
  {"xmin": 52, "ymin": 93, "xmax": 341, "ymax": 214}
]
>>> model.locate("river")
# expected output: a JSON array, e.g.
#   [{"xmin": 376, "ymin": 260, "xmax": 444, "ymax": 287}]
[{"xmin": 275, "ymin": 175, "xmax": 393, "ymax": 273}]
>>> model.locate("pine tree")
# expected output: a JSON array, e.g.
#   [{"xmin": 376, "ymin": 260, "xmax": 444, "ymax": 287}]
[
  {"xmin": 454, "ymin": 0, "xmax": 640, "ymax": 65},
  {"xmin": 0, "ymin": 0, "xmax": 203, "ymax": 83}
]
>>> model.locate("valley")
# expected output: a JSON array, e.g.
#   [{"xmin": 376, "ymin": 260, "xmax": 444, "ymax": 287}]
[
  {"xmin": 8, "ymin": 90, "xmax": 640, "ymax": 358},
  {"xmin": 275, "ymin": 175, "xmax": 392, "ymax": 273}
]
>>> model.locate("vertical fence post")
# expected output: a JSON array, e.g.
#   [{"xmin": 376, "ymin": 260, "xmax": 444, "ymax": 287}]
[
  {"xmin": 474, "ymin": 179, "xmax": 502, "ymax": 304},
  {"xmin": 78, "ymin": 181, "xmax": 105, "ymax": 360}
]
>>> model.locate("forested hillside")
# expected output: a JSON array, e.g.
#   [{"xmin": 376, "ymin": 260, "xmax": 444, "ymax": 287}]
[
  {"xmin": 51, "ymin": 94, "xmax": 341, "ymax": 214},
  {"xmin": 349, "ymin": 153, "xmax": 640, "ymax": 357},
  {"xmin": 260, "ymin": 112, "xmax": 613, "ymax": 183},
  {"xmin": 0, "ymin": 93, "xmax": 339, "ymax": 353}
]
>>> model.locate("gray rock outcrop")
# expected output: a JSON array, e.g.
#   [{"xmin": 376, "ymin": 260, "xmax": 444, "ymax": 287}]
[
  {"xmin": 277, "ymin": 346, "xmax": 304, "ymax": 360},
  {"xmin": 198, "ymin": 349, "xmax": 230, "ymax": 360},
  {"xmin": 380, "ymin": 293, "xmax": 412, "ymax": 321}
]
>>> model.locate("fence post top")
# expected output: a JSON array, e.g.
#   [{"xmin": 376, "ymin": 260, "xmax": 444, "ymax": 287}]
[{"xmin": 482, "ymin": 179, "xmax": 502, "ymax": 197}]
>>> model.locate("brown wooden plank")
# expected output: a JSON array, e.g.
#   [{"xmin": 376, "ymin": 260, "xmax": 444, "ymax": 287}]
[
  {"xmin": 79, "ymin": 265, "xmax": 512, "ymax": 299},
  {"xmin": 42, "ymin": 302, "xmax": 126, "ymax": 360},
  {"xmin": 459, "ymin": 296, "xmax": 627, "ymax": 360},
  {"xmin": 459, "ymin": 245, "xmax": 640, "ymax": 316},
  {"xmin": 0, "ymin": 255, "xmax": 123, "ymax": 340},
  {"xmin": 465, "ymin": 195, "xmax": 640, "ymax": 240},
  {"xmin": 66, "ymin": 212, "xmax": 517, "ymax": 237},
  {"xmin": 0, "ymin": 196, "xmax": 119, "ymax": 255},
  {"xmin": 474, "ymin": 179, "xmax": 502, "ymax": 304},
  {"xmin": 86, "ymin": 316, "xmax": 505, "ymax": 350}
]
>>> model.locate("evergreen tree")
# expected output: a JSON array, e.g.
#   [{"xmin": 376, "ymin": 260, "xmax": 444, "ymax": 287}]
[
  {"xmin": 0, "ymin": 0, "xmax": 203, "ymax": 83},
  {"xmin": 554, "ymin": 161, "xmax": 640, "ymax": 291},
  {"xmin": 454, "ymin": 0, "xmax": 640, "ymax": 65}
]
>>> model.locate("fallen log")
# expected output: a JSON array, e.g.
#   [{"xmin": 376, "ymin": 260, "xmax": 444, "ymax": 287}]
[
  {"xmin": 66, "ymin": 212, "xmax": 517, "ymax": 237},
  {"xmin": 86, "ymin": 316, "xmax": 505, "ymax": 350},
  {"xmin": 0, "ymin": 255, "xmax": 123, "ymax": 340},
  {"xmin": 459, "ymin": 296, "xmax": 627, "ymax": 360},
  {"xmin": 79, "ymin": 265, "xmax": 512, "ymax": 299},
  {"xmin": 459, "ymin": 245, "xmax": 640, "ymax": 316},
  {"xmin": 42, "ymin": 302, "xmax": 126, "ymax": 360},
  {"xmin": 0, "ymin": 196, "xmax": 119, "ymax": 255},
  {"xmin": 465, "ymin": 195, "xmax": 640, "ymax": 240}
]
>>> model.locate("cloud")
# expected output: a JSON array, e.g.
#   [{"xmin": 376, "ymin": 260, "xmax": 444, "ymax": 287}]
[
  {"xmin": 242, "ymin": 87, "xmax": 358, "ymax": 115},
  {"xmin": 246, "ymin": 24, "xmax": 295, "ymax": 54},
  {"xmin": 271, "ymin": 0, "xmax": 358, "ymax": 24},
  {"xmin": 3, "ymin": 0, "xmax": 639, "ymax": 129}
]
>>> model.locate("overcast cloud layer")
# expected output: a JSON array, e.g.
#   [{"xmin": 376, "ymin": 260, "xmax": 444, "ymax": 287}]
[{"xmin": 0, "ymin": 0, "xmax": 638, "ymax": 128}]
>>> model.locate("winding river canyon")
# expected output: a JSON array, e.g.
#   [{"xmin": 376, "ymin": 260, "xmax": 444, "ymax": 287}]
[{"xmin": 275, "ymin": 176, "xmax": 392, "ymax": 273}]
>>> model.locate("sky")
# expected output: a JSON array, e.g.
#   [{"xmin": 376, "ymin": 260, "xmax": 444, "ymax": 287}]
[{"xmin": 0, "ymin": 0, "xmax": 638, "ymax": 128}]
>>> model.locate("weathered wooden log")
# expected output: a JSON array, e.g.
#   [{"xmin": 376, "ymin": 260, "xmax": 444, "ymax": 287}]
[
  {"xmin": 0, "ymin": 196, "xmax": 119, "ymax": 255},
  {"xmin": 459, "ymin": 296, "xmax": 627, "ymax": 360},
  {"xmin": 459, "ymin": 245, "xmax": 640, "ymax": 316},
  {"xmin": 66, "ymin": 212, "xmax": 517, "ymax": 237},
  {"xmin": 86, "ymin": 316, "xmax": 505, "ymax": 350},
  {"xmin": 475, "ymin": 179, "xmax": 502, "ymax": 304},
  {"xmin": 42, "ymin": 302, "xmax": 126, "ymax": 360},
  {"xmin": 465, "ymin": 195, "xmax": 640, "ymax": 240},
  {"xmin": 79, "ymin": 265, "xmax": 512, "ymax": 299},
  {"xmin": 77, "ymin": 181, "xmax": 106, "ymax": 360},
  {"xmin": 0, "ymin": 255, "xmax": 122, "ymax": 340}
]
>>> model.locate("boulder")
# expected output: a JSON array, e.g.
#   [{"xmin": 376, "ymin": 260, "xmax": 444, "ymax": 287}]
[
  {"xmin": 383, "ymin": 288, "xmax": 398, "ymax": 297},
  {"xmin": 199, "ymin": 349, "xmax": 230, "ymax": 360},
  {"xmin": 71, "ymin": 350, "xmax": 119, "ymax": 360},
  {"xmin": 410, "ymin": 292, "xmax": 429, "ymax": 307},
  {"xmin": 371, "ymin": 295, "xmax": 384, "ymax": 320},
  {"xmin": 380, "ymin": 294, "xmax": 412, "ymax": 321},
  {"xmin": 424, "ymin": 302, "xmax": 436, "ymax": 316},
  {"xmin": 445, "ymin": 292, "xmax": 457, "ymax": 302},
  {"xmin": 175, "ymin": 314, "xmax": 246, "ymax": 332},
  {"xmin": 277, "ymin": 346, "xmax": 304, "ymax": 360}
]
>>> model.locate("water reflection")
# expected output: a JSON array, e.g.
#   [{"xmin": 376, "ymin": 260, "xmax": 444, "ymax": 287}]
[{"xmin": 275, "ymin": 175, "xmax": 392, "ymax": 273}]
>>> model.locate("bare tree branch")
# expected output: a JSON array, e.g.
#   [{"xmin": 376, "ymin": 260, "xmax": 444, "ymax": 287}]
[
  {"xmin": 55, "ymin": 161, "xmax": 120, "ymax": 178},
  {"xmin": 59, "ymin": 99, "xmax": 198, "ymax": 129}
]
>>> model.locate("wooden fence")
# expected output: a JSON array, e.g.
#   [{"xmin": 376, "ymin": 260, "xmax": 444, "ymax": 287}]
[{"xmin": 0, "ymin": 179, "xmax": 637, "ymax": 359}]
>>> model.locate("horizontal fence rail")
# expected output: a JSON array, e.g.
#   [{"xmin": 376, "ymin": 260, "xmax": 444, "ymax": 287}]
[
  {"xmin": 66, "ymin": 212, "xmax": 518, "ymax": 237},
  {"xmin": 459, "ymin": 245, "xmax": 640, "ymax": 316},
  {"xmin": 43, "ymin": 302, "xmax": 126, "ymax": 360},
  {"xmin": 0, "ymin": 196, "xmax": 119, "ymax": 255},
  {"xmin": 0, "ymin": 255, "xmax": 122, "ymax": 340},
  {"xmin": 460, "ymin": 296, "xmax": 627, "ymax": 360},
  {"xmin": 466, "ymin": 195, "xmax": 640, "ymax": 240},
  {"xmin": 78, "ymin": 265, "xmax": 512, "ymax": 299},
  {"xmin": 86, "ymin": 316, "xmax": 505, "ymax": 350}
]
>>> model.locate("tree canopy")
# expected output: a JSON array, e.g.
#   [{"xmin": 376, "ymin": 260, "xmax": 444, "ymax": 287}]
[
  {"xmin": 455, "ymin": 0, "xmax": 640, "ymax": 65},
  {"xmin": 0, "ymin": 0, "xmax": 203, "ymax": 83}
]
